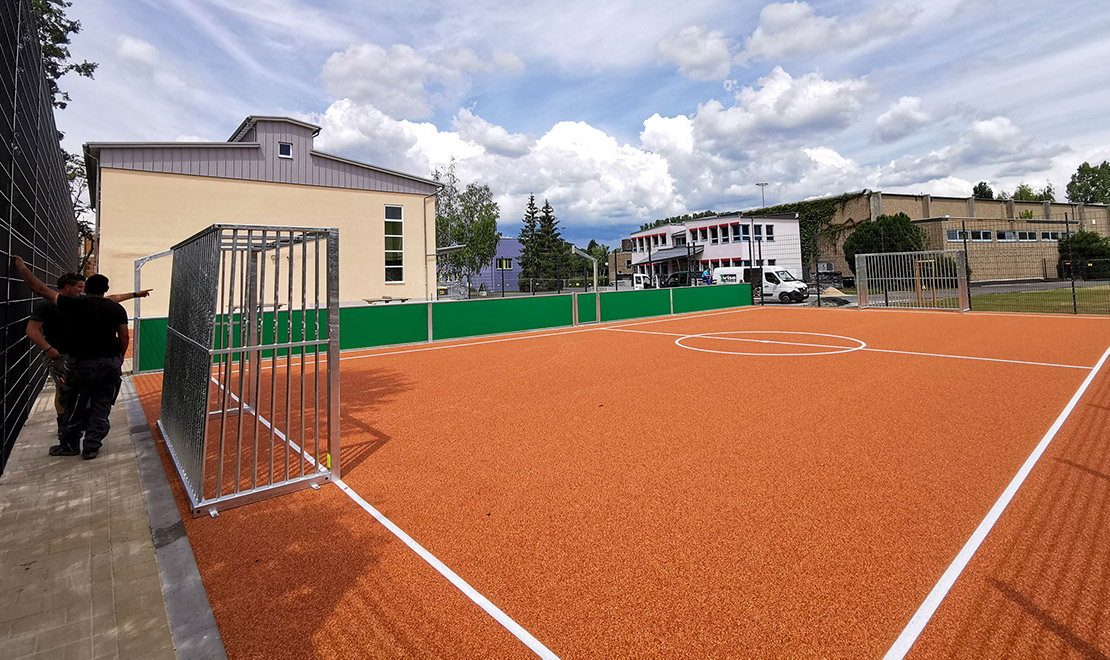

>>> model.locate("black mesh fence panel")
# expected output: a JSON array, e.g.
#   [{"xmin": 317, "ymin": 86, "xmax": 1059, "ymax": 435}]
[{"xmin": 1, "ymin": 0, "xmax": 80, "ymax": 475}]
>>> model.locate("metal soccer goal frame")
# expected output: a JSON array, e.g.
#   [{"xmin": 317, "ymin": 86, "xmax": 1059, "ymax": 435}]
[
  {"xmin": 856, "ymin": 249, "xmax": 970, "ymax": 312},
  {"xmin": 157, "ymin": 224, "xmax": 340, "ymax": 517}
]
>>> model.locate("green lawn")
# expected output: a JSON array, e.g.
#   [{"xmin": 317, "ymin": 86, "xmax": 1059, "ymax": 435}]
[{"xmin": 970, "ymin": 285, "xmax": 1110, "ymax": 314}]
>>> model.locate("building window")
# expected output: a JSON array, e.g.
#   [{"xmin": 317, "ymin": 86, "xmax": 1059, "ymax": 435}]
[
  {"xmin": 385, "ymin": 206, "xmax": 403, "ymax": 282},
  {"xmin": 721, "ymin": 226, "xmax": 729, "ymax": 244},
  {"xmin": 741, "ymin": 260, "xmax": 751, "ymax": 267},
  {"xmin": 765, "ymin": 225, "xmax": 774, "ymax": 241},
  {"xmin": 732, "ymin": 224, "xmax": 742, "ymax": 241},
  {"xmin": 673, "ymin": 233, "xmax": 686, "ymax": 246},
  {"xmin": 768, "ymin": 259, "xmax": 777, "ymax": 266},
  {"xmin": 1017, "ymin": 231, "xmax": 1037, "ymax": 241},
  {"xmin": 946, "ymin": 230, "xmax": 969, "ymax": 242},
  {"xmin": 1041, "ymin": 231, "xmax": 1061, "ymax": 241},
  {"xmin": 710, "ymin": 226, "xmax": 719, "ymax": 245},
  {"xmin": 278, "ymin": 142, "xmax": 293, "ymax": 159},
  {"xmin": 755, "ymin": 259, "xmax": 764, "ymax": 266},
  {"xmin": 496, "ymin": 258, "xmax": 513, "ymax": 270},
  {"xmin": 699, "ymin": 228, "xmax": 708, "ymax": 241},
  {"xmin": 740, "ymin": 225, "xmax": 751, "ymax": 241},
  {"xmin": 661, "ymin": 234, "xmax": 667, "ymax": 245},
  {"xmin": 970, "ymin": 230, "xmax": 992, "ymax": 242},
  {"xmin": 996, "ymin": 230, "xmax": 1017, "ymax": 242},
  {"xmin": 689, "ymin": 230, "xmax": 697, "ymax": 243},
  {"xmin": 625, "ymin": 259, "xmax": 631, "ymax": 268},
  {"xmin": 754, "ymin": 225, "xmax": 763, "ymax": 242}
]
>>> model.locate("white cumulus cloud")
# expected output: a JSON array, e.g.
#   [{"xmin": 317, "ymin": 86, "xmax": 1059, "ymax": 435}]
[
  {"xmin": 322, "ymin": 44, "xmax": 524, "ymax": 120},
  {"xmin": 453, "ymin": 108, "xmax": 533, "ymax": 158},
  {"xmin": 874, "ymin": 96, "xmax": 933, "ymax": 142},
  {"xmin": 738, "ymin": 1, "xmax": 920, "ymax": 64},
  {"xmin": 657, "ymin": 26, "xmax": 733, "ymax": 81},
  {"xmin": 116, "ymin": 35, "xmax": 160, "ymax": 69}
]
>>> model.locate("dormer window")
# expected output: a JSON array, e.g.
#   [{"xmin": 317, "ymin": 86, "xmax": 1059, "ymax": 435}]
[{"xmin": 278, "ymin": 142, "xmax": 293, "ymax": 159}]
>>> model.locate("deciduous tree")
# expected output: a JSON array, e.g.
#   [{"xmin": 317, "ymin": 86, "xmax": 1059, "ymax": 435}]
[
  {"xmin": 1066, "ymin": 161, "xmax": 1110, "ymax": 204},
  {"xmin": 842, "ymin": 213, "xmax": 927, "ymax": 275},
  {"xmin": 972, "ymin": 181, "xmax": 994, "ymax": 200}
]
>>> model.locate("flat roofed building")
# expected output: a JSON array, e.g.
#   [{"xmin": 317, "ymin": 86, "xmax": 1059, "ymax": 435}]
[
  {"xmin": 629, "ymin": 213, "xmax": 803, "ymax": 282},
  {"xmin": 84, "ymin": 115, "xmax": 441, "ymax": 317}
]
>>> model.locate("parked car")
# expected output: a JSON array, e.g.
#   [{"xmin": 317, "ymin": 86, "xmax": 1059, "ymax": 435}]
[{"xmin": 661, "ymin": 271, "xmax": 709, "ymax": 287}]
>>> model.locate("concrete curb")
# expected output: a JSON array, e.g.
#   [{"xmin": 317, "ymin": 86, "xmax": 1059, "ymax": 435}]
[{"xmin": 121, "ymin": 378, "xmax": 227, "ymax": 660}]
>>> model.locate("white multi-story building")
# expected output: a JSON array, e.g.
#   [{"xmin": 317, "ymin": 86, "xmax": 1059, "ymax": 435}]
[{"xmin": 629, "ymin": 213, "xmax": 803, "ymax": 282}]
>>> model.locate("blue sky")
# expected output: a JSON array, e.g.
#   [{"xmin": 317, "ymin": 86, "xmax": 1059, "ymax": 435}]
[{"xmin": 56, "ymin": 0, "xmax": 1110, "ymax": 248}]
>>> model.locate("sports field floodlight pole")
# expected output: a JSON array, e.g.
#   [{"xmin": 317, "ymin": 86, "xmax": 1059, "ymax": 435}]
[
  {"xmin": 756, "ymin": 182, "xmax": 768, "ymax": 207},
  {"xmin": 571, "ymin": 246, "xmax": 600, "ymax": 322}
]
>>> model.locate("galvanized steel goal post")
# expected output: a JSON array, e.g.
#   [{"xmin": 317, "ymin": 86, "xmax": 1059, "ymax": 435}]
[
  {"xmin": 158, "ymin": 224, "xmax": 340, "ymax": 517},
  {"xmin": 854, "ymin": 249, "xmax": 969, "ymax": 312}
]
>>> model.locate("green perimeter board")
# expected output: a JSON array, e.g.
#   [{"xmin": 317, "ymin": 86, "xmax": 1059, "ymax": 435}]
[
  {"xmin": 577, "ymin": 293, "xmax": 598, "ymax": 323},
  {"xmin": 599, "ymin": 288, "xmax": 671, "ymax": 322},
  {"xmin": 432, "ymin": 295, "xmax": 573, "ymax": 340},
  {"xmin": 672, "ymin": 284, "xmax": 752, "ymax": 314},
  {"xmin": 137, "ymin": 317, "xmax": 169, "ymax": 372},
  {"xmin": 340, "ymin": 303, "xmax": 428, "ymax": 349}
]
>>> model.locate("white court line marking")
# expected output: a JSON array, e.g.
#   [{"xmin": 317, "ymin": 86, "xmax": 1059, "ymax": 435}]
[
  {"xmin": 601, "ymin": 327, "xmax": 1092, "ymax": 370},
  {"xmin": 207, "ymin": 379, "xmax": 558, "ymax": 658},
  {"xmin": 232, "ymin": 305, "xmax": 765, "ymax": 371},
  {"xmin": 884, "ymin": 344, "xmax": 1110, "ymax": 659},
  {"xmin": 675, "ymin": 331, "xmax": 866, "ymax": 357}
]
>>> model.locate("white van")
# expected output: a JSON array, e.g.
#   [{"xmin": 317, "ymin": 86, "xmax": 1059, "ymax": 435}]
[
  {"xmin": 712, "ymin": 266, "xmax": 809, "ymax": 303},
  {"xmin": 632, "ymin": 273, "xmax": 655, "ymax": 290}
]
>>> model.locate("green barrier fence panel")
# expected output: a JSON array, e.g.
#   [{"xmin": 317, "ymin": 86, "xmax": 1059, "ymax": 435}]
[
  {"xmin": 672, "ymin": 283, "xmax": 753, "ymax": 314},
  {"xmin": 432, "ymin": 295, "xmax": 573, "ymax": 340},
  {"xmin": 340, "ymin": 304, "xmax": 428, "ymax": 350},
  {"xmin": 598, "ymin": 288, "xmax": 672, "ymax": 322},
  {"xmin": 577, "ymin": 293, "xmax": 597, "ymax": 323},
  {"xmin": 137, "ymin": 317, "xmax": 168, "ymax": 373}
]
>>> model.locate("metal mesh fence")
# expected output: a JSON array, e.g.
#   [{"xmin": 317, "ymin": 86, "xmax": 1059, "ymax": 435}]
[
  {"xmin": 159, "ymin": 225, "xmax": 340, "ymax": 516},
  {"xmin": 856, "ymin": 250, "xmax": 969, "ymax": 310},
  {"xmin": 1, "ymin": 0, "xmax": 80, "ymax": 475}
]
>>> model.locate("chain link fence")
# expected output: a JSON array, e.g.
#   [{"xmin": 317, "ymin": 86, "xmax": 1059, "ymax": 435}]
[
  {"xmin": 1, "ymin": 0, "xmax": 80, "ymax": 475},
  {"xmin": 801, "ymin": 212, "xmax": 1110, "ymax": 315}
]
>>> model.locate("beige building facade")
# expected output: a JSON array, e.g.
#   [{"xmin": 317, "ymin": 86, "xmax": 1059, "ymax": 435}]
[
  {"xmin": 816, "ymin": 191, "xmax": 1110, "ymax": 278},
  {"xmin": 85, "ymin": 116, "xmax": 440, "ymax": 318}
]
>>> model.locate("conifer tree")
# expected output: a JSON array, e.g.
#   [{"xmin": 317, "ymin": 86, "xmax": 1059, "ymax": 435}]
[{"xmin": 517, "ymin": 195, "xmax": 540, "ymax": 289}]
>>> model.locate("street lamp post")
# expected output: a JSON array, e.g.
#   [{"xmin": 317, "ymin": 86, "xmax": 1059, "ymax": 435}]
[{"xmin": 756, "ymin": 182, "xmax": 768, "ymax": 208}]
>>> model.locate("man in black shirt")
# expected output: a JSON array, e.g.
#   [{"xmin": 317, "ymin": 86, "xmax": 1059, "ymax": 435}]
[
  {"xmin": 25, "ymin": 272, "xmax": 85, "ymax": 446},
  {"xmin": 15, "ymin": 257, "xmax": 130, "ymax": 460}
]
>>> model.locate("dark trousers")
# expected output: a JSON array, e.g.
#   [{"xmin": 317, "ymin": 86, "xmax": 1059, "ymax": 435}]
[
  {"xmin": 46, "ymin": 354, "xmax": 74, "ymax": 439},
  {"xmin": 59, "ymin": 356, "xmax": 123, "ymax": 455}
]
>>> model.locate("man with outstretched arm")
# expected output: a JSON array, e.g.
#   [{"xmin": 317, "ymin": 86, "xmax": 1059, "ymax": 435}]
[
  {"xmin": 24, "ymin": 272, "xmax": 151, "ymax": 453},
  {"xmin": 14, "ymin": 257, "xmax": 133, "ymax": 459}
]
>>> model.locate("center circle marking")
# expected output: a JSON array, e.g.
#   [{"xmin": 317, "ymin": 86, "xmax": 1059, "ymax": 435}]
[{"xmin": 674, "ymin": 331, "xmax": 867, "ymax": 357}]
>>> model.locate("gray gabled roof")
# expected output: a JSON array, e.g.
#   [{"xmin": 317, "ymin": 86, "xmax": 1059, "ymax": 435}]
[{"xmin": 83, "ymin": 116, "xmax": 441, "ymax": 207}]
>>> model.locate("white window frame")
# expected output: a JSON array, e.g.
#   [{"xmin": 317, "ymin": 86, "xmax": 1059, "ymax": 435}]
[
  {"xmin": 996, "ymin": 230, "xmax": 1018, "ymax": 242},
  {"xmin": 1041, "ymin": 231, "xmax": 1060, "ymax": 242},
  {"xmin": 278, "ymin": 142, "xmax": 293, "ymax": 159},
  {"xmin": 1017, "ymin": 231, "xmax": 1037, "ymax": 242},
  {"xmin": 970, "ymin": 230, "xmax": 992, "ymax": 242},
  {"xmin": 765, "ymin": 225, "xmax": 775, "ymax": 242},
  {"xmin": 754, "ymin": 225, "xmax": 763, "ymax": 242},
  {"xmin": 710, "ymin": 226, "xmax": 719, "ymax": 245},
  {"xmin": 384, "ymin": 205, "xmax": 404, "ymax": 284},
  {"xmin": 946, "ymin": 230, "xmax": 969, "ymax": 242}
]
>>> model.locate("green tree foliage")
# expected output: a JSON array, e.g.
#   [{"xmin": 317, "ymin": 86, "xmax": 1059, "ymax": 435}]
[
  {"xmin": 1066, "ymin": 161, "xmax": 1110, "ymax": 204},
  {"xmin": 33, "ymin": 0, "xmax": 97, "ymax": 110},
  {"xmin": 32, "ymin": 0, "xmax": 97, "ymax": 244},
  {"xmin": 529, "ymin": 200, "xmax": 570, "ymax": 290},
  {"xmin": 639, "ymin": 210, "xmax": 715, "ymax": 231},
  {"xmin": 842, "ymin": 213, "xmax": 927, "ymax": 275},
  {"xmin": 1006, "ymin": 181, "xmax": 1055, "ymax": 202},
  {"xmin": 972, "ymin": 181, "xmax": 994, "ymax": 200},
  {"xmin": 517, "ymin": 194, "xmax": 540, "ymax": 286},
  {"xmin": 1058, "ymin": 229, "xmax": 1110, "ymax": 279},
  {"xmin": 431, "ymin": 162, "xmax": 501, "ymax": 291},
  {"xmin": 1018, "ymin": 209, "xmax": 1035, "ymax": 219}
]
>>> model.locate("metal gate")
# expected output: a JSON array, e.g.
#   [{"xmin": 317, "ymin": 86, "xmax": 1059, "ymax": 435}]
[
  {"xmin": 158, "ymin": 225, "xmax": 339, "ymax": 516},
  {"xmin": 856, "ymin": 250, "xmax": 969, "ymax": 311}
]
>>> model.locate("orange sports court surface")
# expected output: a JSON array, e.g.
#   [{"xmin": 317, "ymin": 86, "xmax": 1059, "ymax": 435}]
[{"xmin": 131, "ymin": 305, "xmax": 1110, "ymax": 658}]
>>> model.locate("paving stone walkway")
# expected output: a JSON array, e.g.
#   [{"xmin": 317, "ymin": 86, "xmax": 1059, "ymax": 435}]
[{"xmin": 0, "ymin": 384, "xmax": 177, "ymax": 659}]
